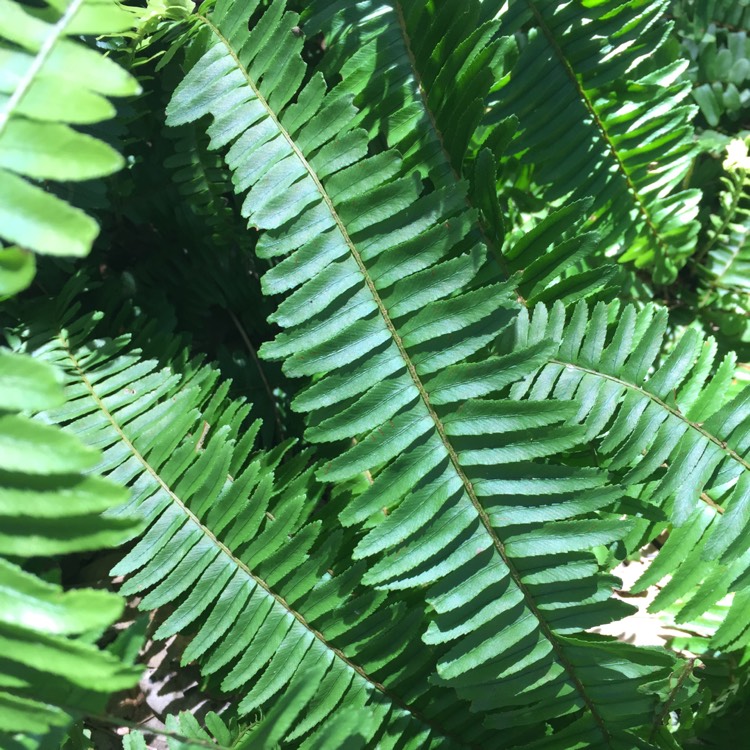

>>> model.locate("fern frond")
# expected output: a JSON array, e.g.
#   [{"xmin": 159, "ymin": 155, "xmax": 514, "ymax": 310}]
[
  {"xmin": 304, "ymin": 0, "xmax": 511, "ymax": 186},
  {"xmin": 123, "ymin": 680, "xmax": 377, "ymax": 750},
  {"xmin": 302, "ymin": 0, "xmax": 511, "ymax": 291},
  {"xmin": 489, "ymin": 0, "xmax": 701, "ymax": 282},
  {"xmin": 125, "ymin": 688, "xmax": 381, "ymax": 750},
  {"xmin": 303, "ymin": 0, "xmax": 613, "ymax": 299},
  {"xmin": 18, "ymin": 295, "xmax": 500, "ymax": 748},
  {"xmin": 0, "ymin": 346, "xmax": 140, "ymax": 744},
  {"xmin": 503, "ymin": 198, "xmax": 619, "ymax": 305},
  {"xmin": 0, "ymin": 0, "xmax": 140, "ymax": 257},
  {"xmin": 508, "ymin": 300, "xmax": 750, "ymax": 649},
  {"xmin": 164, "ymin": 2, "xmax": 687, "ymax": 745},
  {"xmin": 164, "ymin": 124, "xmax": 236, "ymax": 226}
]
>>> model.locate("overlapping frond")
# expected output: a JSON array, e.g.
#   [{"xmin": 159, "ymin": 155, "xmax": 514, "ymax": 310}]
[
  {"xmin": 304, "ymin": 0, "xmax": 510, "ymax": 187},
  {"xmin": 700, "ymin": 161, "xmax": 750, "ymax": 294},
  {"xmin": 4, "ymin": 0, "xmax": 750, "ymax": 747},
  {"xmin": 503, "ymin": 198, "xmax": 618, "ymax": 305},
  {"xmin": 18, "ymin": 294, "xmax": 500, "ymax": 748},
  {"xmin": 164, "ymin": 124, "xmax": 237, "ymax": 230},
  {"xmin": 506, "ymin": 300, "xmax": 750, "ymax": 648},
  {"xmin": 164, "ymin": 1, "xmax": 688, "ymax": 745},
  {"xmin": 0, "ymin": 0, "xmax": 139, "ymax": 258},
  {"xmin": 303, "ymin": 0, "xmax": 612, "ymax": 299},
  {"xmin": 0, "ymin": 346, "xmax": 139, "ymax": 746},
  {"xmin": 488, "ymin": 0, "xmax": 701, "ymax": 282}
]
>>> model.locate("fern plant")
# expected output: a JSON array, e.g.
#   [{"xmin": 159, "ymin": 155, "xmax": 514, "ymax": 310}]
[
  {"xmin": 0, "ymin": 339, "xmax": 140, "ymax": 748},
  {"xmin": 0, "ymin": 2, "xmax": 144, "ymax": 746},
  {"xmin": 3, "ymin": 0, "xmax": 750, "ymax": 748},
  {"xmin": 673, "ymin": 0, "xmax": 750, "ymax": 127}
]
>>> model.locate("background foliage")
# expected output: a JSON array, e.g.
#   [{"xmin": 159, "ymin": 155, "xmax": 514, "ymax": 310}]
[{"xmin": 2, "ymin": 0, "xmax": 750, "ymax": 748}]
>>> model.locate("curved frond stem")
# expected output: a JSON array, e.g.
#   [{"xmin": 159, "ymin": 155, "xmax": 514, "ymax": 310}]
[
  {"xmin": 648, "ymin": 657, "xmax": 696, "ymax": 741},
  {"xmin": 695, "ymin": 173, "xmax": 745, "ymax": 268},
  {"xmin": 695, "ymin": 168, "xmax": 750, "ymax": 305}
]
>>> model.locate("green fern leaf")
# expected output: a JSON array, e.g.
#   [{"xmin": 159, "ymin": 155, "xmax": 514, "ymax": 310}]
[
  {"xmin": 509, "ymin": 300, "xmax": 750, "ymax": 649},
  {"xmin": 0, "ymin": 347, "xmax": 140, "ymax": 744},
  {"xmin": 19, "ymin": 295, "xmax": 502, "ymax": 748},
  {"xmin": 303, "ymin": 0, "xmax": 519, "ymax": 282},
  {"xmin": 694, "ymin": 152, "xmax": 750, "ymax": 337},
  {"xmin": 303, "ymin": 0, "xmax": 615, "ymax": 300},
  {"xmin": 488, "ymin": 0, "xmax": 701, "ymax": 283},
  {"xmin": 701, "ymin": 168, "xmax": 750, "ymax": 293},
  {"xmin": 0, "ymin": 0, "xmax": 140, "ymax": 257},
  {"xmin": 304, "ymin": 0, "xmax": 511, "ymax": 186},
  {"xmin": 163, "ymin": 1, "xmax": 686, "ymax": 745},
  {"xmin": 123, "ymin": 709, "xmax": 248, "ymax": 749}
]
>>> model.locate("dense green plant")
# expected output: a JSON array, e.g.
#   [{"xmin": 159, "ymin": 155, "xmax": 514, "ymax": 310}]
[
  {"xmin": 0, "ymin": 2, "xmax": 143, "ymax": 746},
  {"xmin": 3, "ymin": 0, "xmax": 750, "ymax": 748},
  {"xmin": 673, "ymin": 0, "xmax": 750, "ymax": 127}
]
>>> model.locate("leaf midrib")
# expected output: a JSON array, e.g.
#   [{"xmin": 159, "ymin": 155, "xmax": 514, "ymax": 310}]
[{"xmin": 198, "ymin": 10, "xmax": 613, "ymax": 745}]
